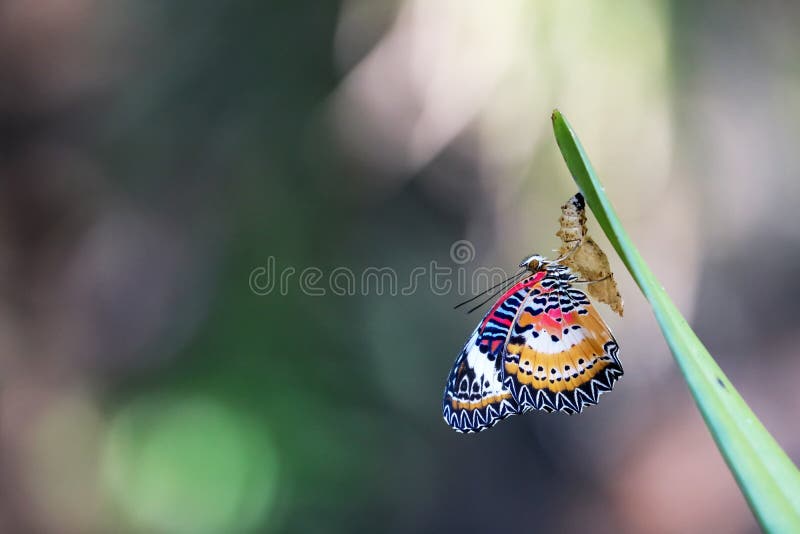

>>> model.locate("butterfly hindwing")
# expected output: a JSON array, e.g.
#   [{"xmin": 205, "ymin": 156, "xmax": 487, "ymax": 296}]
[{"xmin": 502, "ymin": 265, "xmax": 623, "ymax": 415}]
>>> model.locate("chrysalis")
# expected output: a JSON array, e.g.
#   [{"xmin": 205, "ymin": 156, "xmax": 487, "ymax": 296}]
[{"xmin": 556, "ymin": 193, "xmax": 624, "ymax": 316}]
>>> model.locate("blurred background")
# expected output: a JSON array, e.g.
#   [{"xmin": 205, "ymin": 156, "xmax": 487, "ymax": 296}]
[{"xmin": 1, "ymin": 1, "xmax": 799, "ymax": 533}]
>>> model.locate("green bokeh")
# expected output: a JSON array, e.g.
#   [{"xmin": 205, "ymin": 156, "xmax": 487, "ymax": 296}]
[{"xmin": 102, "ymin": 395, "xmax": 279, "ymax": 534}]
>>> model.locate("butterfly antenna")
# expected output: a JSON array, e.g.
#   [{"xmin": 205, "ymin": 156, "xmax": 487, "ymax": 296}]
[
  {"xmin": 453, "ymin": 269, "xmax": 526, "ymax": 310},
  {"xmin": 462, "ymin": 270, "xmax": 528, "ymax": 313},
  {"xmin": 466, "ymin": 286, "xmax": 517, "ymax": 314}
]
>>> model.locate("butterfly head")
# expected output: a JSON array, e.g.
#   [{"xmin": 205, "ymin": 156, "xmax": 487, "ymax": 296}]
[{"xmin": 519, "ymin": 253, "xmax": 549, "ymax": 272}]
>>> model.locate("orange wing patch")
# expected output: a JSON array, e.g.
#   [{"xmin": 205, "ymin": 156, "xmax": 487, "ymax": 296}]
[
  {"xmin": 450, "ymin": 391, "xmax": 514, "ymax": 411},
  {"xmin": 505, "ymin": 333, "xmax": 614, "ymax": 393}
]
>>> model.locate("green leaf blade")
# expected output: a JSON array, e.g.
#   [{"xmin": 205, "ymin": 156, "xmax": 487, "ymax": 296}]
[{"xmin": 551, "ymin": 109, "xmax": 800, "ymax": 532}]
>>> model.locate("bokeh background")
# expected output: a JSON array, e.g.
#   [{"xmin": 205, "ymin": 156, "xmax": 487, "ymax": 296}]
[{"xmin": 1, "ymin": 1, "xmax": 799, "ymax": 533}]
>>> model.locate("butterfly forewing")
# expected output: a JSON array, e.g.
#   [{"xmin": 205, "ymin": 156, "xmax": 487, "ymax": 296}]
[
  {"xmin": 502, "ymin": 265, "xmax": 623, "ymax": 415},
  {"xmin": 442, "ymin": 280, "xmax": 539, "ymax": 432}
]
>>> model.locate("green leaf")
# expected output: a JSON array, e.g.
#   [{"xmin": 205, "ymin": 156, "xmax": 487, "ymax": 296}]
[{"xmin": 551, "ymin": 109, "xmax": 800, "ymax": 532}]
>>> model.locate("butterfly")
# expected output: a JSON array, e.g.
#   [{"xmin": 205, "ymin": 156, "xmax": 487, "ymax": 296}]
[{"xmin": 442, "ymin": 253, "xmax": 623, "ymax": 433}]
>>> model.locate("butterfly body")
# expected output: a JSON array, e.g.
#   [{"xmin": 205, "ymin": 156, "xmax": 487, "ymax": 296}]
[{"xmin": 443, "ymin": 257, "xmax": 622, "ymax": 433}]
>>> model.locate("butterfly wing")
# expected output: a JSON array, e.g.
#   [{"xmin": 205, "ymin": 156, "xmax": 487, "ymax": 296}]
[
  {"xmin": 442, "ymin": 280, "xmax": 538, "ymax": 433},
  {"xmin": 502, "ymin": 266, "xmax": 623, "ymax": 414}
]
